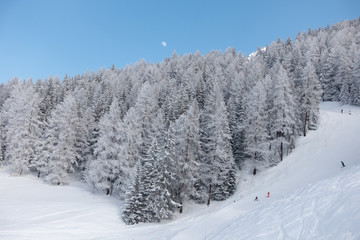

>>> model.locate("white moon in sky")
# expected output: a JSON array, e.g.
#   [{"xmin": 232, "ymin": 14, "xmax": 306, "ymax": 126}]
[{"xmin": 161, "ymin": 41, "xmax": 167, "ymax": 47}]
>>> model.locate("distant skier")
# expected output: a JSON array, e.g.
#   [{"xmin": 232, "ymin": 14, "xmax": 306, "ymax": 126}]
[
  {"xmin": 267, "ymin": 192, "xmax": 270, "ymax": 198},
  {"xmin": 254, "ymin": 196, "xmax": 258, "ymax": 201},
  {"xmin": 253, "ymin": 167, "xmax": 257, "ymax": 175},
  {"xmin": 341, "ymin": 161, "xmax": 345, "ymax": 168},
  {"xmin": 341, "ymin": 109, "xmax": 343, "ymax": 114}
]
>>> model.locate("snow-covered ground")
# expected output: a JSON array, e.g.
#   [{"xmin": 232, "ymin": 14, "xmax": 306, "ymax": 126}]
[{"xmin": 1, "ymin": 102, "xmax": 359, "ymax": 240}]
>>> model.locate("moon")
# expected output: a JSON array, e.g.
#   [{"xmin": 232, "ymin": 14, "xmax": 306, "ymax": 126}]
[{"xmin": 161, "ymin": 41, "xmax": 167, "ymax": 47}]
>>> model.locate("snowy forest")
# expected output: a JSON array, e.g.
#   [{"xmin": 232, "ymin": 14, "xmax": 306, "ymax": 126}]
[{"xmin": 0, "ymin": 18, "xmax": 359, "ymax": 225}]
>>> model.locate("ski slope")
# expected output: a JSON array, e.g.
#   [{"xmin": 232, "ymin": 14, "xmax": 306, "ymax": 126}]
[{"xmin": 1, "ymin": 102, "xmax": 360, "ymax": 240}]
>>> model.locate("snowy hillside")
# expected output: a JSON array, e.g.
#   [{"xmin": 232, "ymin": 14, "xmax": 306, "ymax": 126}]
[{"xmin": 1, "ymin": 102, "xmax": 360, "ymax": 240}]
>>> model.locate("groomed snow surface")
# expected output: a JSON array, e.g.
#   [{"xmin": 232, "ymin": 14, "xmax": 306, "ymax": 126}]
[{"xmin": 1, "ymin": 102, "xmax": 359, "ymax": 240}]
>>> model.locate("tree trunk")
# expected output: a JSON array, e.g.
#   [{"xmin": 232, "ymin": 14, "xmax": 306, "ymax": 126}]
[
  {"xmin": 179, "ymin": 202, "xmax": 183, "ymax": 213},
  {"xmin": 280, "ymin": 141, "xmax": 283, "ymax": 162},
  {"xmin": 303, "ymin": 112, "xmax": 308, "ymax": 137},
  {"xmin": 207, "ymin": 183, "xmax": 212, "ymax": 206}
]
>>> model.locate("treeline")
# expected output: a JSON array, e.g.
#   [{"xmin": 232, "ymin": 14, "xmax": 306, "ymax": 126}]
[{"xmin": 0, "ymin": 18, "xmax": 359, "ymax": 224}]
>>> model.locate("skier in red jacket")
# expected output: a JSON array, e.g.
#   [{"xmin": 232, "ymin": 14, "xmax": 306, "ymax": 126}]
[{"xmin": 267, "ymin": 192, "xmax": 270, "ymax": 198}]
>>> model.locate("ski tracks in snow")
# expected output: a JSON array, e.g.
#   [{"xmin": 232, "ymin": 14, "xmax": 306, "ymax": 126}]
[{"xmin": 209, "ymin": 165, "xmax": 360, "ymax": 240}]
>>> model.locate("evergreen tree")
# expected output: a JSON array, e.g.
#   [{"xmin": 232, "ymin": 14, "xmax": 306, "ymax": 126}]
[
  {"xmin": 299, "ymin": 61, "xmax": 322, "ymax": 136},
  {"xmin": 158, "ymin": 123, "xmax": 183, "ymax": 208},
  {"xmin": 72, "ymin": 87, "xmax": 95, "ymax": 172},
  {"xmin": 245, "ymin": 80, "xmax": 270, "ymax": 167},
  {"xmin": 43, "ymin": 94, "xmax": 82, "ymax": 185},
  {"xmin": 2, "ymin": 81, "xmax": 43, "ymax": 175},
  {"xmin": 38, "ymin": 76, "xmax": 59, "ymax": 123},
  {"xmin": 172, "ymin": 99, "xmax": 202, "ymax": 201},
  {"xmin": 81, "ymin": 107, "xmax": 97, "ymax": 169},
  {"xmin": 319, "ymin": 49, "xmax": 337, "ymax": 101},
  {"xmin": 123, "ymin": 137, "xmax": 175, "ymax": 224},
  {"xmin": 85, "ymin": 98, "xmax": 130, "ymax": 196},
  {"xmin": 268, "ymin": 63, "xmax": 296, "ymax": 164},
  {"xmin": 122, "ymin": 107, "xmax": 142, "ymax": 170},
  {"xmin": 227, "ymin": 71, "xmax": 247, "ymax": 168},
  {"xmin": 198, "ymin": 81, "xmax": 236, "ymax": 202},
  {"xmin": 134, "ymin": 82, "xmax": 160, "ymax": 160},
  {"xmin": 122, "ymin": 164, "xmax": 146, "ymax": 225},
  {"xmin": 338, "ymin": 44, "xmax": 355, "ymax": 104}
]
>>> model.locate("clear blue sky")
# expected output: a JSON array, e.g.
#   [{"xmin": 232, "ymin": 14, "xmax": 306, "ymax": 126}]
[{"xmin": 0, "ymin": 0, "xmax": 359, "ymax": 83}]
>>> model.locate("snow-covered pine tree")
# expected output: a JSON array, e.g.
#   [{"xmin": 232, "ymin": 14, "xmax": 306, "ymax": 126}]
[
  {"xmin": 85, "ymin": 98, "xmax": 129, "ymax": 196},
  {"xmin": 122, "ymin": 107, "xmax": 141, "ymax": 171},
  {"xmin": 2, "ymin": 81, "xmax": 43, "ymax": 175},
  {"xmin": 157, "ymin": 122, "xmax": 183, "ymax": 208},
  {"xmin": 268, "ymin": 63, "xmax": 296, "ymax": 164},
  {"xmin": 338, "ymin": 43, "xmax": 356, "ymax": 104},
  {"xmin": 31, "ymin": 132, "xmax": 50, "ymax": 178},
  {"xmin": 43, "ymin": 94, "xmax": 82, "ymax": 185},
  {"xmin": 123, "ymin": 137, "xmax": 174, "ymax": 224},
  {"xmin": 122, "ymin": 163, "xmax": 145, "ymax": 225},
  {"xmin": 81, "ymin": 107, "xmax": 96, "ymax": 170},
  {"xmin": 227, "ymin": 71, "xmax": 247, "ymax": 168},
  {"xmin": 71, "ymin": 87, "xmax": 95, "ymax": 172},
  {"xmin": 299, "ymin": 61, "xmax": 323, "ymax": 136},
  {"xmin": 172, "ymin": 99, "xmax": 202, "ymax": 202},
  {"xmin": 134, "ymin": 82, "xmax": 160, "ymax": 160},
  {"xmin": 319, "ymin": 49, "xmax": 337, "ymax": 101},
  {"xmin": 37, "ymin": 76, "xmax": 60, "ymax": 123},
  {"xmin": 328, "ymin": 40, "xmax": 345, "ymax": 101},
  {"xmin": 152, "ymin": 132, "xmax": 179, "ymax": 221},
  {"xmin": 245, "ymin": 79, "xmax": 270, "ymax": 168},
  {"xmin": 198, "ymin": 81, "xmax": 236, "ymax": 202},
  {"xmin": 123, "ymin": 82, "xmax": 177, "ymax": 224}
]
